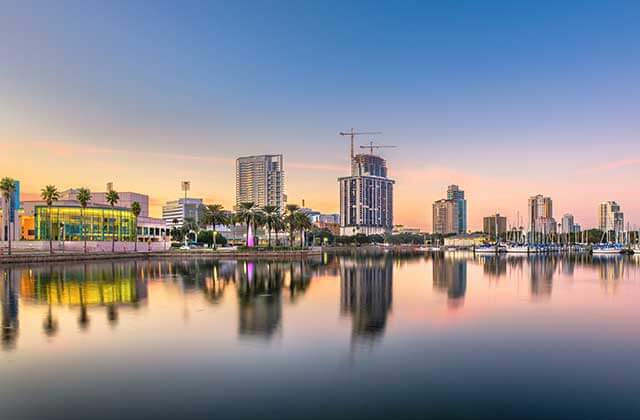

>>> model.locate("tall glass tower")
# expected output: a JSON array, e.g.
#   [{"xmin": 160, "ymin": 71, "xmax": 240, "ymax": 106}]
[{"xmin": 447, "ymin": 185, "xmax": 467, "ymax": 234}]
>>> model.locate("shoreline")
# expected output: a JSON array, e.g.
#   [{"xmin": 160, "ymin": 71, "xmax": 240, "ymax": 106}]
[{"xmin": 0, "ymin": 248, "xmax": 324, "ymax": 265}]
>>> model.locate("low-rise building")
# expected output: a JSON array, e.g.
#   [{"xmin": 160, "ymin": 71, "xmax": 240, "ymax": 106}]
[{"xmin": 444, "ymin": 233, "xmax": 488, "ymax": 247}]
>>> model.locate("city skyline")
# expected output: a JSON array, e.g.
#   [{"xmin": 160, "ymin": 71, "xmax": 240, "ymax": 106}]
[{"xmin": 3, "ymin": 2, "xmax": 640, "ymax": 230}]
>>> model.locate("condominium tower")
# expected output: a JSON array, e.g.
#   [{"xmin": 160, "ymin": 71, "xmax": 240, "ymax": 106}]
[
  {"xmin": 598, "ymin": 201, "xmax": 624, "ymax": 233},
  {"xmin": 236, "ymin": 155, "xmax": 285, "ymax": 210},
  {"xmin": 483, "ymin": 213, "xmax": 507, "ymax": 238},
  {"xmin": 528, "ymin": 195, "xmax": 555, "ymax": 234},
  {"xmin": 432, "ymin": 199, "xmax": 459, "ymax": 235},
  {"xmin": 447, "ymin": 185, "xmax": 467, "ymax": 234},
  {"xmin": 339, "ymin": 154, "xmax": 394, "ymax": 236}
]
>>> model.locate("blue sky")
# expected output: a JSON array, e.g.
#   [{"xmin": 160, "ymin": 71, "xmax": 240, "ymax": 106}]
[{"xmin": 2, "ymin": 1, "xmax": 639, "ymax": 228}]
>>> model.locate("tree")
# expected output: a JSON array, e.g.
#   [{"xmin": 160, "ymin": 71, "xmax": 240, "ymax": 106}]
[
  {"xmin": 284, "ymin": 204, "xmax": 300, "ymax": 247},
  {"xmin": 40, "ymin": 185, "xmax": 60, "ymax": 254},
  {"xmin": 262, "ymin": 205, "xmax": 280, "ymax": 248},
  {"xmin": 0, "ymin": 177, "xmax": 17, "ymax": 256},
  {"xmin": 131, "ymin": 201, "xmax": 141, "ymax": 252},
  {"xmin": 235, "ymin": 202, "xmax": 258, "ymax": 247},
  {"xmin": 76, "ymin": 187, "xmax": 92, "ymax": 254},
  {"xmin": 105, "ymin": 190, "xmax": 120, "ymax": 252},
  {"xmin": 294, "ymin": 211, "xmax": 312, "ymax": 248},
  {"xmin": 203, "ymin": 204, "xmax": 229, "ymax": 249}
]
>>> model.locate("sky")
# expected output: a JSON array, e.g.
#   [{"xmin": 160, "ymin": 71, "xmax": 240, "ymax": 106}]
[{"xmin": 1, "ymin": 0, "xmax": 639, "ymax": 231}]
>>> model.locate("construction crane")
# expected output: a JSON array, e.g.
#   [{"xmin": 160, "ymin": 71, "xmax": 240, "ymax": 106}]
[
  {"xmin": 360, "ymin": 141, "xmax": 397, "ymax": 155},
  {"xmin": 339, "ymin": 128, "xmax": 382, "ymax": 160}
]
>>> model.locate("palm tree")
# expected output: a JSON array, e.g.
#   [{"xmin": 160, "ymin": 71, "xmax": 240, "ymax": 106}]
[
  {"xmin": 203, "ymin": 204, "xmax": 229, "ymax": 249},
  {"xmin": 284, "ymin": 204, "xmax": 300, "ymax": 247},
  {"xmin": 105, "ymin": 190, "xmax": 120, "ymax": 252},
  {"xmin": 131, "ymin": 201, "xmax": 141, "ymax": 252},
  {"xmin": 235, "ymin": 202, "xmax": 258, "ymax": 247},
  {"xmin": 0, "ymin": 177, "xmax": 17, "ymax": 256},
  {"xmin": 262, "ymin": 205, "xmax": 280, "ymax": 248},
  {"xmin": 252, "ymin": 209, "xmax": 266, "ymax": 247},
  {"xmin": 76, "ymin": 187, "xmax": 92, "ymax": 254},
  {"xmin": 295, "ymin": 211, "xmax": 313, "ymax": 248},
  {"xmin": 41, "ymin": 185, "xmax": 60, "ymax": 254},
  {"xmin": 273, "ymin": 216, "xmax": 285, "ymax": 247}
]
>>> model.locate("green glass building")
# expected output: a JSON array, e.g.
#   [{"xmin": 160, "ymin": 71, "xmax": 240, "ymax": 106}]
[{"xmin": 34, "ymin": 206, "xmax": 136, "ymax": 241}]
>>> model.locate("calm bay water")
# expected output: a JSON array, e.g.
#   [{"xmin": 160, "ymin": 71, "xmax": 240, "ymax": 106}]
[{"xmin": 2, "ymin": 251, "xmax": 640, "ymax": 420}]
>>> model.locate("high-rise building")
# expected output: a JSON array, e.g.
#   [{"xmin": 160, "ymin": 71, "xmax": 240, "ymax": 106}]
[
  {"xmin": 236, "ymin": 155, "xmax": 285, "ymax": 211},
  {"xmin": 598, "ymin": 201, "xmax": 624, "ymax": 233},
  {"xmin": 483, "ymin": 213, "xmax": 507, "ymax": 238},
  {"xmin": 447, "ymin": 185, "xmax": 467, "ymax": 234},
  {"xmin": 432, "ymin": 199, "xmax": 459, "ymax": 235},
  {"xmin": 162, "ymin": 198, "xmax": 204, "ymax": 228},
  {"xmin": 339, "ymin": 154, "xmax": 394, "ymax": 236},
  {"xmin": 528, "ymin": 195, "xmax": 554, "ymax": 233},
  {"xmin": 561, "ymin": 214, "xmax": 575, "ymax": 234}
]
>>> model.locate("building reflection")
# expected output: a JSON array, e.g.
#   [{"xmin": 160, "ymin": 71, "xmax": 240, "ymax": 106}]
[
  {"xmin": 432, "ymin": 255, "xmax": 467, "ymax": 309},
  {"xmin": 592, "ymin": 256, "xmax": 625, "ymax": 294},
  {"xmin": 478, "ymin": 255, "xmax": 507, "ymax": 280},
  {"xmin": 340, "ymin": 256, "xmax": 393, "ymax": 343},
  {"xmin": 1, "ymin": 268, "xmax": 20, "ymax": 351},
  {"xmin": 529, "ymin": 256, "xmax": 557, "ymax": 298},
  {"xmin": 16, "ymin": 261, "xmax": 147, "ymax": 341}
]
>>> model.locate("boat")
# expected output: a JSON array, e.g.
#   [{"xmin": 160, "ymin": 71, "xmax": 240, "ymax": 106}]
[
  {"xmin": 592, "ymin": 244, "xmax": 623, "ymax": 255},
  {"xmin": 475, "ymin": 244, "xmax": 506, "ymax": 254},
  {"xmin": 506, "ymin": 244, "xmax": 531, "ymax": 254}
]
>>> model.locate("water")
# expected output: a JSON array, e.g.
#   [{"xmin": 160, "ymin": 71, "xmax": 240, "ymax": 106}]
[{"xmin": 2, "ymin": 251, "xmax": 640, "ymax": 420}]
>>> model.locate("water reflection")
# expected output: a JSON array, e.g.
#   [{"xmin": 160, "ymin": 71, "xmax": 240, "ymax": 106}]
[
  {"xmin": 340, "ymin": 256, "xmax": 393, "ymax": 342},
  {"xmin": 433, "ymin": 255, "xmax": 467, "ymax": 308},
  {"xmin": 1, "ymin": 268, "xmax": 19, "ymax": 350},
  {"xmin": 2, "ymin": 253, "xmax": 640, "ymax": 353}
]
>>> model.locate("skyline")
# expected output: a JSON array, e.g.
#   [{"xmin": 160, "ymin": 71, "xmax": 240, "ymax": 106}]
[{"xmin": 3, "ymin": 1, "xmax": 640, "ymax": 230}]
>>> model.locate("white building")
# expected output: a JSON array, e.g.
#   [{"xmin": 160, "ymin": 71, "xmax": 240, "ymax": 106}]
[
  {"xmin": 236, "ymin": 155, "xmax": 285, "ymax": 210},
  {"xmin": 162, "ymin": 198, "xmax": 204, "ymax": 228},
  {"xmin": 598, "ymin": 201, "xmax": 624, "ymax": 233},
  {"xmin": 561, "ymin": 214, "xmax": 575, "ymax": 234}
]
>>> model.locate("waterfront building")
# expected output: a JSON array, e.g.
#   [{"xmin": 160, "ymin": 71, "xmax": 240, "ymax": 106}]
[
  {"xmin": 338, "ymin": 154, "xmax": 394, "ymax": 236},
  {"xmin": 62, "ymin": 189, "xmax": 150, "ymax": 217},
  {"xmin": 528, "ymin": 195, "xmax": 553, "ymax": 233},
  {"xmin": 447, "ymin": 185, "xmax": 467, "ymax": 234},
  {"xmin": 561, "ymin": 214, "xmax": 575, "ymax": 234},
  {"xmin": 432, "ymin": 199, "xmax": 458, "ymax": 235},
  {"xmin": 573, "ymin": 224, "xmax": 581, "ymax": 233},
  {"xmin": 60, "ymin": 188, "xmax": 168, "ymax": 241},
  {"xmin": 598, "ymin": 201, "xmax": 624, "ymax": 233},
  {"xmin": 21, "ymin": 200, "xmax": 137, "ymax": 241},
  {"xmin": 483, "ymin": 213, "xmax": 507, "ymax": 238},
  {"xmin": 236, "ymin": 154, "xmax": 285, "ymax": 210},
  {"xmin": 392, "ymin": 225, "xmax": 422, "ymax": 234},
  {"xmin": 162, "ymin": 198, "xmax": 204, "ymax": 228},
  {"xmin": 443, "ymin": 233, "xmax": 487, "ymax": 247},
  {"xmin": 0, "ymin": 180, "xmax": 20, "ymax": 242}
]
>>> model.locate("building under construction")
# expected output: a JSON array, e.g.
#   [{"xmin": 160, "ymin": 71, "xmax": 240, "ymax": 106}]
[{"xmin": 338, "ymin": 136, "xmax": 395, "ymax": 236}]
